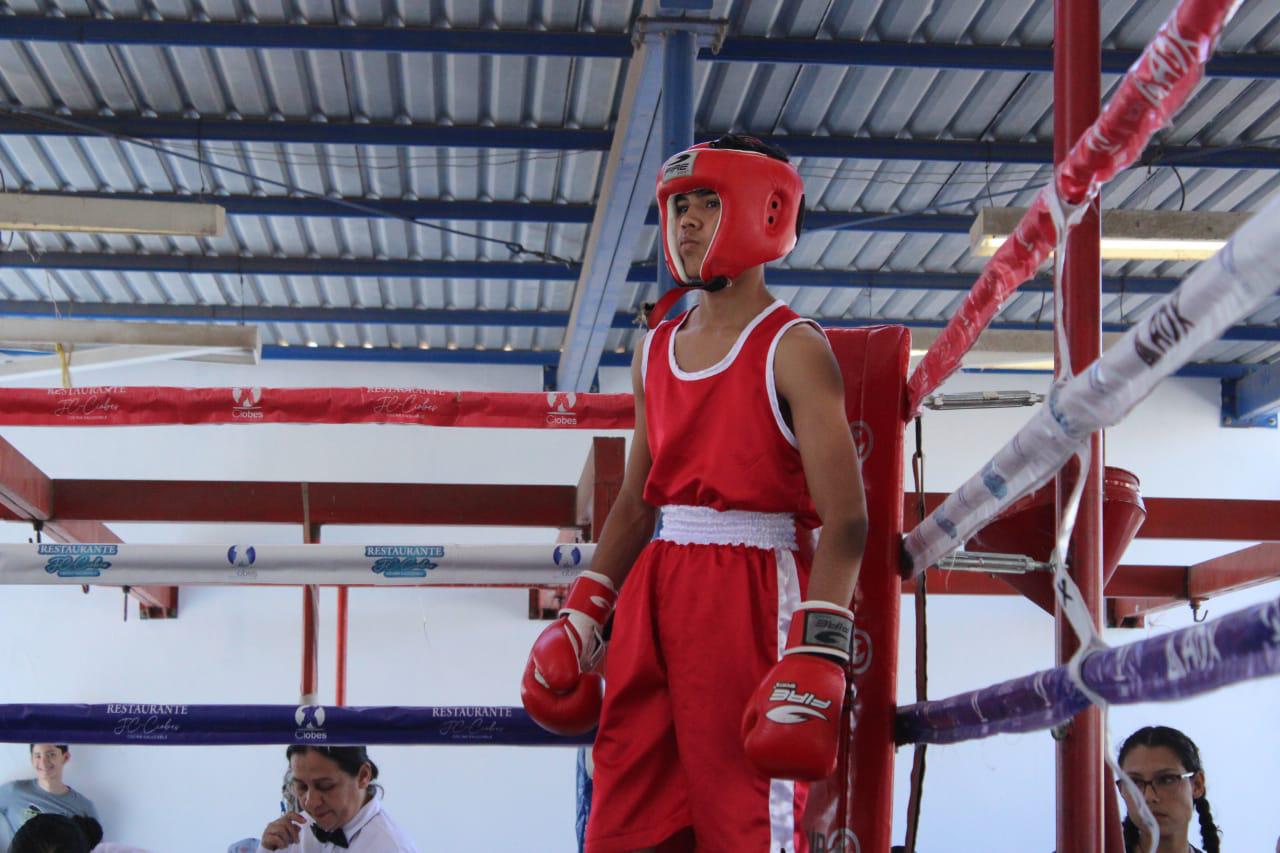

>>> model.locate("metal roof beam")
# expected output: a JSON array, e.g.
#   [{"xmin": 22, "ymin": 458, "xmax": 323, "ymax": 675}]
[
  {"xmin": 0, "ymin": 300, "xmax": 589, "ymax": 328},
  {"xmin": 0, "ymin": 113, "xmax": 612, "ymax": 151},
  {"xmin": 713, "ymin": 40, "xmax": 1280, "ymax": 80},
  {"xmin": 19, "ymin": 191, "xmax": 971, "ymax": 232},
  {"xmin": 0, "ymin": 16, "xmax": 635, "ymax": 58},
  {"xmin": 556, "ymin": 17, "xmax": 674, "ymax": 392},
  {"xmin": 0, "ymin": 253, "xmax": 1197, "ymax": 296},
  {"xmin": 254, "ymin": 345, "xmax": 1246, "ymax": 378},
  {"xmin": 0, "ymin": 114, "xmax": 1268, "ymax": 168},
  {"xmin": 1, "ymin": 17, "xmax": 1278, "ymax": 79},
  {"xmin": 2, "ymin": 298, "xmax": 1276, "ymax": 344},
  {"xmin": 33, "ymin": 191, "xmax": 598, "ymax": 224},
  {"xmin": 0, "ymin": 252, "xmax": 585, "ymax": 279},
  {"xmin": 1221, "ymin": 359, "xmax": 1280, "ymax": 426},
  {"xmin": 260, "ymin": 345, "xmax": 633, "ymax": 369}
]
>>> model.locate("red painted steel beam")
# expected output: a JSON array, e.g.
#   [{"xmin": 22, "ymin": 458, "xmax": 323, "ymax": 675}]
[
  {"xmin": 900, "ymin": 565, "xmax": 1189, "ymax": 599},
  {"xmin": 1054, "ymin": 1, "xmax": 1105, "ymax": 848},
  {"xmin": 301, "ymin": 523, "xmax": 320, "ymax": 704},
  {"xmin": 336, "ymin": 584, "xmax": 349, "ymax": 706},
  {"xmin": 1187, "ymin": 542, "xmax": 1280, "ymax": 599},
  {"xmin": 50, "ymin": 480, "xmax": 578, "ymax": 526},
  {"xmin": 42, "ymin": 520, "xmax": 177, "ymax": 617},
  {"xmin": 901, "ymin": 568, "xmax": 1017, "ymax": 596},
  {"xmin": 0, "ymin": 436, "xmax": 52, "ymax": 519},
  {"xmin": 0, "ymin": 436, "xmax": 176, "ymax": 617},
  {"xmin": 1139, "ymin": 497, "xmax": 1280, "ymax": 540},
  {"xmin": 24, "ymin": 478, "xmax": 1279, "ymax": 540},
  {"xmin": 1103, "ymin": 565, "xmax": 1186, "ymax": 598},
  {"xmin": 577, "ymin": 437, "xmax": 626, "ymax": 542},
  {"xmin": 895, "ymin": 555, "xmax": 1278, "ymax": 623},
  {"xmin": 1108, "ymin": 597, "xmax": 1183, "ymax": 627},
  {"xmin": 904, "ymin": 494, "xmax": 1280, "ymax": 541}
]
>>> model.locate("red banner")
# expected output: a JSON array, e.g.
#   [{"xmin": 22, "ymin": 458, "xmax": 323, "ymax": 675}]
[
  {"xmin": 905, "ymin": 0, "xmax": 1238, "ymax": 415},
  {"xmin": 0, "ymin": 386, "xmax": 636, "ymax": 429}
]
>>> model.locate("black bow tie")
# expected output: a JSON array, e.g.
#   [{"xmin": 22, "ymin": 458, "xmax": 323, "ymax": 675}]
[{"xmin": 311, "ymin": 823, "xmax": 350, "ymax": 848}]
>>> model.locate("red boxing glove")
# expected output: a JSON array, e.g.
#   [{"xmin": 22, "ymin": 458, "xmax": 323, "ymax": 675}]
[
  {"xmin": 521, "ymin": 570, "xmax": 617, "ymax": 736},
  {"xmin": 742, "ymin": 600, "xmax": 854, "ymax": 780}
]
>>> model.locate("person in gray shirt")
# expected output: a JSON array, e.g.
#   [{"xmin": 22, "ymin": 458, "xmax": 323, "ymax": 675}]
[{"xmin": 0, "ymin": 744, "xmax": 98, "ymax": 849}]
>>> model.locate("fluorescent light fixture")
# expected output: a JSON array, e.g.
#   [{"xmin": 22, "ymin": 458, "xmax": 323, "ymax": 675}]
[
  {"xmin": 0, "ymin": 345, "xmax": 249, "ymax": 383},
  {"xmin": 0, "ymin": 192, "xmax": 225, "ymax": 236},
  {"xmin": 906, "ymin": 327, "xmax": 1124, "ymax": 372},
  {"xmin": 0, "ymin": 318, "xmax": 260, "ymax": 370},
  {"xmin": 970, "ymin": 207, "xmax": 1248, "ymax": 261}
]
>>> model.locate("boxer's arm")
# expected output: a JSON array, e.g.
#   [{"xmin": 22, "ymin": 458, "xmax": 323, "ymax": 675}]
[
  {"xmin": 584, "ymin": 342, "xmax": 657, "ymax": 591},
  {"xmin": 775, "ymin": 323, "xmax": 868, "ymax": 606}
]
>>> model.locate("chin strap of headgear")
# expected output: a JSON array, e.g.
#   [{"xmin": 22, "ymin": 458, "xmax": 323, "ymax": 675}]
[{"xmin": 645, "ymin": 276, "xmax": 734, "ymax": 329}]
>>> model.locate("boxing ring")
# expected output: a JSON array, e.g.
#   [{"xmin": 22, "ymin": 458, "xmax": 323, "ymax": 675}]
[
  {"xmin": 0, "ymin": 326, "xmax": 911, "ymax": 852},
  {"xmin": 0, "ymin": 0, "xmax": 1278, "ymax": 849}
]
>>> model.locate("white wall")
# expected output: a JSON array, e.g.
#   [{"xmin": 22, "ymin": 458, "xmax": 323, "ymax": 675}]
[{"xmin": 0, "ymin": 355, "xmax": 1274, "ymax": 852}]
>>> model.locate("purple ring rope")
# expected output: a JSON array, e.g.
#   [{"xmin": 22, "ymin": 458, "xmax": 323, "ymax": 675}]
[
  {"xmin": 0, "ymin": 703, "xmax": 591, "ymax": 747},
  {"xmin": 896, "ymin": 595, "xmax": 1280, "ymax": 745}
]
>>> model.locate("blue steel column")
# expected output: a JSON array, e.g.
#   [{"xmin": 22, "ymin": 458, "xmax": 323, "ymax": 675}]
[{"xmin": 659, "ymin": 29, "xmax": 697, "ymax": 307}]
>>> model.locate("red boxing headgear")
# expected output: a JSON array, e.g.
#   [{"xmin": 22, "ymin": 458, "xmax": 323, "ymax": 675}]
[{"xmin": 656, "ymin": 137, "xmax": 805, "ymax": 290}]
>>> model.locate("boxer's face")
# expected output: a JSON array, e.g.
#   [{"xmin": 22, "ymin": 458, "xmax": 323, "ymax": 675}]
[
  {"xmin": 673, "ymin": 189, "xmax": 721, "ymax": 279},
  {"xmin": 289, "ymin": 750, "xmax": 372, "ymax": 831}
]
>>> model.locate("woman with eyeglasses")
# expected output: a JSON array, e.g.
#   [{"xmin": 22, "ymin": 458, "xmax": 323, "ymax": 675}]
[{"xmin": 1116, "ymin": 726, "xmax": 1221, "ymax": 853}]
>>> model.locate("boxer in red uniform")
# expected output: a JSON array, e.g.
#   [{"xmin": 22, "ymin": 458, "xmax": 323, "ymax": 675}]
[{"xmin": 522, "ymin": 134, "xmax": 868, "ymax": 853}]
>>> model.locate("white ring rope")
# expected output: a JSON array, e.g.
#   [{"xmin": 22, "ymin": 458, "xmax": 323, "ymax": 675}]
[{"xmin": 0, "ymin": 543, "xmax": 595, "ymax": 587}]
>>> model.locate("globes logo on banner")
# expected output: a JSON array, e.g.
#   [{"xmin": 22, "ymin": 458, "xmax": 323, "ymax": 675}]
[
  {"xmin": 231, "ymin": 387, "xmax": 264, "ymax": 420},
  {"xmin": 295, "ymin": 705, "xmax": 328, "ymax": 742},
  {"xmin": 553, "ymin": 545, "xmax": 582, "ymax": 568},
  {"xmin": 545, "ymin": 392, "xmax": 578, "ymax": 426},
  {"xmin": 228, "ymin": 544, "xmax": 258, "ymax": 579}
]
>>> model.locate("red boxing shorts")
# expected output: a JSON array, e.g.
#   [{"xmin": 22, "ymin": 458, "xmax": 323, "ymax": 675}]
[{"xmin": 586, "ymin": 506, "xmax": 811, "ymax": 853}]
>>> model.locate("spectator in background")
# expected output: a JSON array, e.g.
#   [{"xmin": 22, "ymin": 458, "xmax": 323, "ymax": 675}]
[
  {"xmin": 0, "ymin": 745, "xmax": 98, "ymax": 842},
  {"xmin": 257, "ymin": 746, "xmax": 417, "ymax": 852},
  {"xmin": 1117, "ymin": 726, "xmax": 1220, "ymax": 853},
  {"xmin": 7, "ymin": 813, "xmax": 89, "ymax": 853}
]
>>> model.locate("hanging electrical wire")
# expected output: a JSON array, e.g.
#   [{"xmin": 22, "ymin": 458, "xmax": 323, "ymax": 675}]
[{"xmin": 0, "ymin": 105, "xmax": 579, "ymax": 266}]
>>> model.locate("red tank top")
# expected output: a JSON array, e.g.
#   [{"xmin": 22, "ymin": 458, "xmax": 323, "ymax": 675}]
[{"xmin": 641, "ymin": 299, "xmax": 820, "ymax": 527}]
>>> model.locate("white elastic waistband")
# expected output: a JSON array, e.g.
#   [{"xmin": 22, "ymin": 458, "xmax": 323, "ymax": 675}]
[{"xmin": 657, "ymin": 505, "xmax": 797, "ymax": 551}]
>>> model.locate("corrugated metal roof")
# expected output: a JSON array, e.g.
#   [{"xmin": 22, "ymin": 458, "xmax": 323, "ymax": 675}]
[{"xmin": 0, "ymin": 0, "xmax": 1275, "ymax": 381}]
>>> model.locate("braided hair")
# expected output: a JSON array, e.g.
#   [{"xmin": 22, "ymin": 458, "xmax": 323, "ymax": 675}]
[{"xmin": 1118, "ymin": 726, "xmax": 1221, "ymax": 853}]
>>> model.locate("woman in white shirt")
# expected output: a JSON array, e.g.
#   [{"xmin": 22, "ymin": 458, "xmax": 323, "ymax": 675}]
[
  {"xmin": 1117, "ymin": 726, "xmax": 1221, "ymax": 853},
  {"xmin": 258, "ymin": 746, "xmax": 417, "ymax": 852}
]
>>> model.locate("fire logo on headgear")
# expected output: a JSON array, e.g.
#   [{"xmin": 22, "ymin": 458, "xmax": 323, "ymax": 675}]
[
  {"xmin": 662, "ymin": 151, "xmax": 697, "ymax": 181},
  {"xmin": 295, "ymin": 705, "xmax": 327, "ymax": 741}
]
